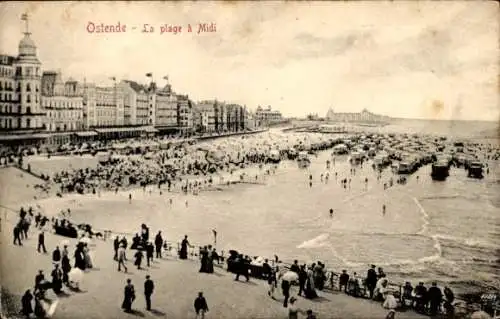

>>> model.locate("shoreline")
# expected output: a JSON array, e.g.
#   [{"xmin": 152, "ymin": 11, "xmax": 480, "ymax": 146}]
[
  {"xmin": 1, "ymin": 161, "xmax": 496, "ymax": 305},
  {"xmin": 2, "ymin": 130, "xmax": 499, "ymax": 318}
]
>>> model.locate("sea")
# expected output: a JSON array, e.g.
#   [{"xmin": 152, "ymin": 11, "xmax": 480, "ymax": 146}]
[{"xmin": 17, "ymin": 118, "xmax": 500, "ymax": 298}]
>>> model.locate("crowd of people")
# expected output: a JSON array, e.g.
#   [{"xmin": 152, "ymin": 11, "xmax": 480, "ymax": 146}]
[{"xmin": 5, "ymin": 129, "xmax": 500, "ymax": 319}]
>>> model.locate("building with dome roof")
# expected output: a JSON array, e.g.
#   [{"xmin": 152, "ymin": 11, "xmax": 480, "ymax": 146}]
[
  {"xmin": 0, "ymin": 13, "xmax": 47, "ymax": 145},
  {"xmin": 325, "ymin": 107, "xmax": 391, "ymax": 124}
]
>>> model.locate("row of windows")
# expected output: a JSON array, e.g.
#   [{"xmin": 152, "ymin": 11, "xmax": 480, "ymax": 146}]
[
  {"xmin": 0, "ymin": 81, "xmax": 40, "ymax": 92},
  {"xmin": 0, "ymin": 105, "xmax": 33, "ymax": 113},
  {"xmin": 0, "ymin": 93, "xmax": 14, "ymax": 101},
  {"xmin": 42, "ymin": 100, "xmax": 83, "ymax": 109},
  {"xmin": 47, "ymin": 123, "xmax": 81, "ymax": 132},
  {"xmin": 0, "ymin": 67, "xmax": 14, "ymax": 77},
  {"xmin": 22, "ymin": 94, "xmax": 39, "ymax": 104},
  {"xmin": 0, "ymin": 117, "xmax": 35, "ymax": 129},
  {"xmin": 15, "ymin": 66, "xmax": 41, "ymax": 77},
  {"xmin": 47, "ymin": 111, "xmax": 83, "ymax": 119},
  {"xmin": 96, "ymin": 112, "xmax": 116, "ymax": 117}
]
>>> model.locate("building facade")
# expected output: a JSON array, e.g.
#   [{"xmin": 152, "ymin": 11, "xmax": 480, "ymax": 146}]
[
  {"xmin": 0, "ymin": 31, "xmax": 45, "ymax": 133},
  {"xmin": 176, "ymin": 94, "xmax": 193, "ymax": 133},
  {"xmin": 325, "ymin": 108, "xmax": 391, "ymax": 123},
  {"xmin": 194, "ymin": 101, "xmax": 216, "ymax": 133},
  {"xmin": 0, "ymin": 55, "xmax": 16, "ymax": 131},
  {"xmin": 83, "ymin": 84, "xmax": 125, "ymax": 128},
  {"xmin": 120, "ymin": 80, "xmax": 149, "ymax": 126},
  {"xmin": 225, "ymin": 104, "xmax": 246, "ymax": 132},
  {"xmin": 255, "ymin": 105, "xmax": 283, "ymax": 126},
  {"xmin": 41, "ymin": 71, "xmax": 84, "ymax": 132},
  {"xmin": 155, "ymin": 84, "xmax": 178, "ymax": 128}
]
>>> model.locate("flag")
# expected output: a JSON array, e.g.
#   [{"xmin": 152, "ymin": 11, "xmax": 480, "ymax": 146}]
[
  {"xmin": 109, "ymin": 77, "xmax": 116, "ymax": 81},
  {"xmin": 21, "ymin": 13, "xmax": 28, "ymax": 20},
  {"xmin": 146, "ymin": 73, "xmax": 152, "ymax": 77},
  {"xmin": 163, "ymin": 76, "xmax": 169, "ymax": 81}
]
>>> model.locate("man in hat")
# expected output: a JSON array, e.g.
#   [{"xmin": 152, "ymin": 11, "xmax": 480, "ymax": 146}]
[
  {"xmin": 37, "ymin": 231, "xmax": 47, "ymax": 253},
  {"xmin": 146, "ymin": 242, "xmax": 154, "ymax": 267},
  {"xmin": 427, "ymin": 281, "xmax": 443, "ymax": 316},
  {"xmin": 117, "ymin": 244, "xmax": 127, "ymax": 272},
  {"xmin": 113, "ymin": 236, "xmax": 120, "ymax": 260},
  {"xmin": 339, "ymin": 270, "xmax": 350, "ymax": 293},
  {"xmin": 154, "ymin": 231, "xmax": 163, "ymax": 258},
  {"xmin": 34, "ymin": 270, "xmax": 45, "ymax": 294},
  {"xmin": 281, "ymin": 277, "xmax": 291, "ymax": 308},
  {"xmin": 366, "ymin": 265, "xmax": 377, "ymax": 298},
  {"xmin": 52, "ymin": 246, "xmax": 61, "ymax": 265},
  {"xmin": 13, "ymin": 224, "xmax": 22, "ymax": 245},
  {"xmin": 144, "ymin": 275, "xmax": 154, "ymax": 311},
  {"xmin": 51, "ymin": 264, "xmax": 63, "ymax": 294}
]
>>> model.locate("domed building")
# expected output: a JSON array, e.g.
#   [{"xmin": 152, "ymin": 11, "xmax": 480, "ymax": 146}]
[
  {"xmin": 15, "ymin": 23, "xmax": 44, "ymax": 130},
  {"xmin": 0, "ymin": 13, "xmax": 47, "ymax": 146}
]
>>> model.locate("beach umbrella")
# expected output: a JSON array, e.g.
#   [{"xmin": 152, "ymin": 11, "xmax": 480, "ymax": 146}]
[
  {"xmin": 68, "ymin": 268, "xmax": 84, "ymax": 285},
  {"xmin": 281, "ymin": 271, "xmax": 299, "ymax": 282}
]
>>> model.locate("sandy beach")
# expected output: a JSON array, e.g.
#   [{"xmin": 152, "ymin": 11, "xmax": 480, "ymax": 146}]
[{"xmin": 0, "ymin": 197, "xmax": 425, "ymax": 319}]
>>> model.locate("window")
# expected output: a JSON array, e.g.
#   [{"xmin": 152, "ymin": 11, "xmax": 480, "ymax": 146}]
[
  {"xmin": 26, "ymin": 118, "xmax": 31, "ymax": 128},
  {"xmin": 27, "ymin": 95, "xmax": 31, "ymax": 103},
  {"xmin": 0, "ymin": 81, "xmax": 2, "ymax": 90},
  {"xmin": 26, "ymin": 83, "xmax": 31, "ymax": 91},
  {"xmin": 17, "ymin": 118, "xmax": 21, "ymax": 128},
  {"xmin": 27, "ymin": 107, "xmax": 31, "ymax": 114}
]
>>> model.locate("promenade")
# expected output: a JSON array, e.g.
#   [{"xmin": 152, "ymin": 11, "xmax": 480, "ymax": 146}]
[{"xmin": 0, "ymin": 218, "xmax": 424, "ymax": 319}]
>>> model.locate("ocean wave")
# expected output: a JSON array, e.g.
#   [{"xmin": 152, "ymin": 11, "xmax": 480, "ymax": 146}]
[
  {"xmin": 328, "ymin": 246, "xmax": 365, "ymax": 268},
  {"xmin": 419, "ymin": 194, "xmax": 476, "ymax": 201},
  {"xmin": 411, "ymin": 196, "xmax": 429, "ymax": 235},
  {"xmin": 297, "ymin": 233, "xmax": 330, "ymax": 249},
  {"xmin": 434, "ymin": 234, "xmax": 500, "ymax": 250}
]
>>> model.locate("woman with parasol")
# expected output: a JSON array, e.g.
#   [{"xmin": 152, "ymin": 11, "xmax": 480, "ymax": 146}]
[{"xmin": 179, "ymin": 235, "xmax": 193, "ymax": 259}]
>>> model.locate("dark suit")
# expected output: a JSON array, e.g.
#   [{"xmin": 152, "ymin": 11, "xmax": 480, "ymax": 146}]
[{"xmin": 144, "ymin": 279, "xmax": 154, "ymax": 310}]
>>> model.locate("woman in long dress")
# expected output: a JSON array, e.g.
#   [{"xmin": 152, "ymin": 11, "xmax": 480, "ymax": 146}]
[
  {"xmin": 179, "ymin": 235, "xmax": 191, "ymax": 259},
  {"xmin": 304, "ymin": 265, "xmax": 318, "ymax": 299},
  {"xmin": 206, "ymin": 247, "xmax": 214, "ymax": 273},
  {"xmin": 83, "ymin": 243, "xmax": 93, "ymax": 269},
  {"xmin": 199, "ymin": 247, "xmax": 208, "ymax": 273},
  {"xmin": 74, "ymin": 244, "xmax": 86, "ymax": 271},
  {"xmin": 121, "ymin": 279, "xmax": 135, "ymax": 313}
]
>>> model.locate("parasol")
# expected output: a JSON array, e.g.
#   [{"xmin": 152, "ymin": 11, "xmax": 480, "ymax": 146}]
[
  {"xmin": 281, "ymin": 271, "xmax": 299, "ymax": 282},
  {"xmin": 68, "ymin": 268, "xmax": 84, "ymax": 285}
]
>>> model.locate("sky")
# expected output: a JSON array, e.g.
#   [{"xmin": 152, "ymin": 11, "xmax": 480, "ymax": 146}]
[{"xmin": 0, "ymin": 1, "xmax": 498, "ymax": 121}]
